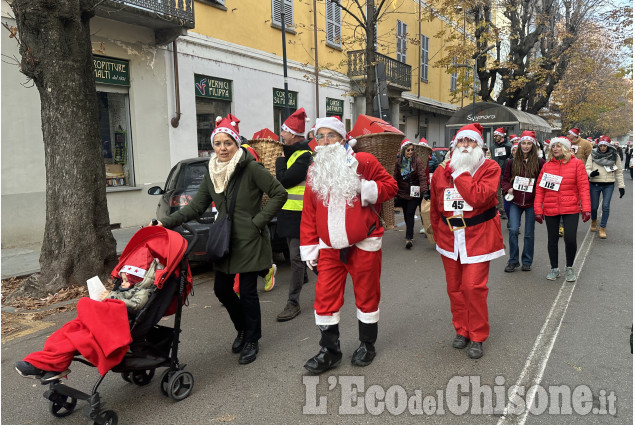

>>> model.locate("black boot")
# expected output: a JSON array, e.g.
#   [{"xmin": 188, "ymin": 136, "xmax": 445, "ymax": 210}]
[
  {"xmin": 231, "ymin": 330, "xmax": 245, "ymax": 353},
  {"xmin": 351, "ymin": 321, "xmax": 377, "ymax": 366},
  {"xmin": 304, "ymin": 325, "xmax": 342, "ymax": 374}
]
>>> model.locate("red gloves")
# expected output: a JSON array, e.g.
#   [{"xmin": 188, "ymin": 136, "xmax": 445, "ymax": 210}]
[
  {"xmin": 535, "ymin": 214, "xmax": 544, "ymax": 224},
  {"xmin": 581, "ymin": 211, "xmax": 591, "ymax": 222}
]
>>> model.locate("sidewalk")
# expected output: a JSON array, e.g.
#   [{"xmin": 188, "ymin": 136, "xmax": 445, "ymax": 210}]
[{"xmin": 1, "ymin": 226, "xmax": 140, "ymax": 280}]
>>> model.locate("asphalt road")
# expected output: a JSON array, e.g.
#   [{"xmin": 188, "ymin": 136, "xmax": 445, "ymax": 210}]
[{"xmin": 1, "ymin": 175, "xmax": 632, "ymax": 424}]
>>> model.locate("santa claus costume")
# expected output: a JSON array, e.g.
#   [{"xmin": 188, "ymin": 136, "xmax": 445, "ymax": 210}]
[
  {"xmin": 300, "ymin": 116, "xmax": 398, "ymax": 373},
  {"xmin": 430, "ymin": 123, "xmax": 505, "ymax": 359}
]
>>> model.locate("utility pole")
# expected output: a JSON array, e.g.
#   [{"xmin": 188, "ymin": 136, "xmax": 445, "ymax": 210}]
[{"xmin": 281, "ymin": 11, "xmax": 290, "ymax": 120}]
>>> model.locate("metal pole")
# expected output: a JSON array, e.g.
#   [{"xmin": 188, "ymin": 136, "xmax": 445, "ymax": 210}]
[
  {"xmin": 313, "ymin": 0, "xmax": 319, "ymax": 117},
  {"xmin": 472, "ymin": 59, "xmax": 477, "ymax": 119},
  {"xmin": 281, "ymin": 11, "xmax": 290, "ymax": 120}
]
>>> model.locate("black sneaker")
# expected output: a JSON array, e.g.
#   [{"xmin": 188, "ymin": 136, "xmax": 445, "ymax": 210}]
[
  {"xmin": 504, "ymin": 262, "xmax": 520, "ymax": 273},
  {"xmin": 521, "ymin": 264, "xmax": 531, "ymax": 271},
  {"xmin": 15, "ymin": 361, "xmax": 68, "ymax": 382},
  {"xmin": 277, "ymin": 302, "xmax": 301, "ymax": 322}
]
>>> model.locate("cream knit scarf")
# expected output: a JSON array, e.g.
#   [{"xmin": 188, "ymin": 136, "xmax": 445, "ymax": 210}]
[{"xmin": 209, "ymin": 149, "xmax": 242, "ymax": 193}]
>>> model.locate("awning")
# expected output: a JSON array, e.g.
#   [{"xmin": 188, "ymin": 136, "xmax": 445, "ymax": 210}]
[{"xmin": 401, "ymin": 93, "xmax": 459, "ymax": 117}]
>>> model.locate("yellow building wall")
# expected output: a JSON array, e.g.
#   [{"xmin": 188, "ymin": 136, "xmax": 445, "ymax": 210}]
[{"xmin": 193, "ymin": 1, "xmax": 457, "ymax": 105}]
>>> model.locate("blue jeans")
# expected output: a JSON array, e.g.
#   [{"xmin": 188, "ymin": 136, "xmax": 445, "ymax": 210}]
[
  {"xmin": 508, "ymin": 203, "xmax": 535, "ymax": 266},
  {"xmin": 590, "ymin": 183, "xmax": 614, "ymax": 228}
]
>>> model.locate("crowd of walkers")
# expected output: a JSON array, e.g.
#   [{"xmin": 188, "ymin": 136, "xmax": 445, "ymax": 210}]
[{"xmin": 14, "ymin": 111, "xmax": 629, "ymax": 388}]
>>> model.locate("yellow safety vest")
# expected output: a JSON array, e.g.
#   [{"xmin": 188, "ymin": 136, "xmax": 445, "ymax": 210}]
[{"xmin": 282, "ymin": 149, "xmax": 312, "ymax": 211}]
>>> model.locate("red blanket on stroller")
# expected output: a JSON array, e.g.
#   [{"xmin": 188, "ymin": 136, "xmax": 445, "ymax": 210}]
[{"xmin": 25, "ymin": 298, "xmax": 132, "ymax": 376}]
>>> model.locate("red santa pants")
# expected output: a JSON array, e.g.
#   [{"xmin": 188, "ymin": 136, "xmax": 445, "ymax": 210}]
[
  {"xmin": 314, "ymin": 246, "xmax": 381, "ymax": 325},
  {"xmin": 441, "ymin": 256, "xmax": 490, "ymax": 342},
  {"xmin": 24, "ymin": 322, "xmax": 79, "ymax": 372}
]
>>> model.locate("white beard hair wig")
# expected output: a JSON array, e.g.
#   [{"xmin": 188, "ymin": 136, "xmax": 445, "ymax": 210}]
[
  {"xmin": 450, "ymin": 145, "xmax": 484, "ymax": 175},
  {"xmin": 308, "ymin": 142, "xmax": 361, "ymax": 207}
]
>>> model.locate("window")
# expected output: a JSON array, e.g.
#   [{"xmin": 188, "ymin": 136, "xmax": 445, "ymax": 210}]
[
  {"xmin": 272, "ymin": 0, "xmax": 294, "ymax": 30},
  {"xmin": 420, "ymin": 35, "xmax": 429, "ymax": 82},
  {"xmin": 326, "ymin": 0, "xmax": 341, "ymax": 48},
  {"xmin": 97, "ymin": 91, "xmax": 134, "ymax": 188},
  {"xmin": 397, "ymin": 20, "xmax": 407, "ymax": 63},
  {"xmin": 196, "ymin": 98, "xmax": 231, "ymax": 157}
]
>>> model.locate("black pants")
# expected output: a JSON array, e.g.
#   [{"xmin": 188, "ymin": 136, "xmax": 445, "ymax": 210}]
[
  {"xmin": 401, "ymin": 197, "xmax": 420, "ymax": 240},
  {"xmin": 214, "ymin": 270, "xmax": 262, "ymax": 343},
  {"xmin": 545, "ymin": 214, "xmax": 579, "ymax": 268}
]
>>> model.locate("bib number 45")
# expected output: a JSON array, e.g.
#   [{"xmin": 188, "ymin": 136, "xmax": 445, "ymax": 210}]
[{"xmin": 452, "ymin": 200, "xmax": 465, "ymax": 209}]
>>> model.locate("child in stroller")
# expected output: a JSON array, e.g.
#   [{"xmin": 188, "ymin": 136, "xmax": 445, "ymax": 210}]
[{"xmin": 13, "ymin": 226, "xmax": 194, "ymax": 425}]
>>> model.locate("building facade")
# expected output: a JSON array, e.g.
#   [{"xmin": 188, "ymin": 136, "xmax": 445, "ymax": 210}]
[{"xmin": 1, "ymin": 0, "xmax": 462, "ymax": 247}]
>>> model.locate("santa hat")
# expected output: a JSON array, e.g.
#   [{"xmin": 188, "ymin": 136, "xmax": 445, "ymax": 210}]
[
  {"xmin": 550, "ymin": 136, "xmax": 571, "ymax": 151},
  {"xmin": 509, "ymin": 134, "xmax": 519, "ymax": 143},
  {"xmin": 418, "ymin": 137, "xmax": 430, "ymax": 147},
  {"xmin": 512, "ymin": 142, "xmax": 519, "ymax": 149},
  {"xmin": 544, "ymin": 139, "xmax": 551, "ymax": 146},
  {"xmin": 598, "ymin": 135, "xmax": 613, "ymax": 148},
  {"xmin": 587, "ymin": 137, "xmax": 594, "ymax": 142},
  {"xmin": 314, "ymin": 116, "xmax": 349, "ymax": 144},
  {"xmin": 494, "ymin": 127, "xmax": 506, "ymax": 137},
  {"xmin": 211, "ymin": 113, "xmax": 240, "ymax": 145},
  {"xmin": 400, "ymin": 139, "xmax": 414, "ymax": 151},
  {"xmin": 252, "ymin": 128, "xmax": 279, "ymax": 141},
  {"xmin": 452, "ymin": 123, "xmax": 484, "ymax": 149},
  {"xmin": 568, "ymin": 127, "xmax": 580, "ymax": 138},
  {"xmin": 519, "ymin": 130, "xmax": 537, "ymax": 145},
  {"xmin": 281, "ymin": 107, "xmax": 309, "ymax": 136},
  {"xmin": 120, "ymin": 247, "xmax": 154, "ymax": 285}
]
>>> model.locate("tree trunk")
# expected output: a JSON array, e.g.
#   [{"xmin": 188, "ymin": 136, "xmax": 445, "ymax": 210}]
[{"xmin": 10, "ymin": 0, "xmax": 117, "ymax": 298}]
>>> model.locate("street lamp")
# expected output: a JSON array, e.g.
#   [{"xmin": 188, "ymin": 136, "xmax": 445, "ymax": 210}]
[{"xmin": 454, "ymin": 44, "xmax": 495, "ymax": 119}]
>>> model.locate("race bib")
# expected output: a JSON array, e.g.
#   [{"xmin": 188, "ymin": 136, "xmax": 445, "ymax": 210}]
[
  {"xmin": 571, "ymin": 145, "xmax": 579, "ymax": 153},
  {"xmin": 410, "ymin": 185, "xmax": 420, "ymax": 197},
  {"xmin": 495, "ymin": 147, "xmax": 506, "ymax": 157},
  {"xmin": 604, "ymin": 165, "xmax": 618, "ymax": 172},
  {"xmin": 444, "ymin": 188, "xmax": 473, "ymax": 211},
  {"xmin": 539, "ymin": 173, "xmax": 563, "ymax": 191},
  {"xmin": 513, "ymin": 176, "xmax": 535, "ymax": 192}
]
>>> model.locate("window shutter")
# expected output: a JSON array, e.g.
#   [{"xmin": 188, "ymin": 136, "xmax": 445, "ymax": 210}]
[
  {"xmin": 421, "ymin": 35, "xmax": 429, "ymax": 81},
  {"xmin": 397, "ymin": 21, "xmax": 407, "ymax": 63},
  {"xmin": 326, "ymin": 1, "xmax": 341, "ymax": 46},
  {"xmin": 272, "ymin": 0, "xmax": 294, "ymax": 28}
]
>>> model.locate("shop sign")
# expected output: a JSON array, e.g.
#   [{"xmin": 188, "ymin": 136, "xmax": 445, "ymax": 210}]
[
  {"xmin": 195, "ymin": 74, "xmax": 232, "ymax": 101},
  {"xmin": 93, "ymin": 55, "xmax": 129, "ymax": 86},
  {"xmin": 467, "ymin": 113, "xmax": 497, "ymax": 122},
  {"xmin": 273, "ymin": 88, "xmax": 297, "ymax": 108},
  {"xmin": 326, "ymin": 97, "xmax": 344, "ymax": 115}
]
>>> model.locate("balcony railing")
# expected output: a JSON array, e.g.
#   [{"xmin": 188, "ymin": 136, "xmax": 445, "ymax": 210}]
[
  {"xmin": 96, "ymin": 0, "xmax": 195, "ymax": 43},
  {"xmin": 347, "ymin": 50, "xmax": 412, "ymax": 91}
]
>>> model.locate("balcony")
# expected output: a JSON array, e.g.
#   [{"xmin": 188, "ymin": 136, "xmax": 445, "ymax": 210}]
[
  {"xmin": 347, "ymin": 50, "xmax": 411, "ymax": 91},
  {"xmin": 95, "ymin": 0, "xmax": 195, "ymax": 45}
]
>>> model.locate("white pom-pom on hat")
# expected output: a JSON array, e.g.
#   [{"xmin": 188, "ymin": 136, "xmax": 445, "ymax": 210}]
[
  {"xmin": 231, "ymin": 121, "xmax": 236, "ymax": 126},
  {"xmin": 216, "ymin": 116, "xmax": 222, "ymax": 122}
]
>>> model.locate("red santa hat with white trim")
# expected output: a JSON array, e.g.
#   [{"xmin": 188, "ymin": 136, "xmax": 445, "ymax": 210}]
[
  {"xmin": 211, "ymin": 113, "xmax": 241, "ymax": 145},
  {"xmin": 400, "ymin": 138, "xmax": 414, "ymax": 151},
  {"xmin": 509, "ymin": 134, "xmax": 519, "ymax": 143},
  {"xmin": 568, "ymin": 127, "xmax": 580, "ymax": 138},
  {"xmin": 519, "ymin": 130, "xmax": 537, "ymax": 145},
  {"xmin": 281, "ymin": 107, "xmax": 309, "ymax": 136},
  {"xmin": 120, "ymin": 247, "xmax": 154, "ymax": 286},
  {"xmin": 598, "ymin": 135, "xmax": 613, "ymax": 148},
  {"xmin": 494, "ymin": 127, "xmax": 506, "ymax": 137},
  {"xmin": 451, "ymin": 123, "xmax": 484, "ymax": 149}
]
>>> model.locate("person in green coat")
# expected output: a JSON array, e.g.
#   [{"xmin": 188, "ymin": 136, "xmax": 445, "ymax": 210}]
[{"xmin": 153, "ymin": 114, "xmax": 287, "ymax": 365}]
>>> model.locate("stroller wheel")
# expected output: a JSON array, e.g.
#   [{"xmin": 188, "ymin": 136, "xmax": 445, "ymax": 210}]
[
  {"xmin": 49, "ymin": 396, "xmax": 77, "ymax": 417},
  {"xmin": 132, "ymin": 369, "xmax": 155, "ymax": 386},
  {"xmin": 159, "ymin": 369, "xmax": 173, "ymax": 397},
  {"xmin": 93, "ymin": 409, "xmax": 118, "ymax": 425},
  {"xmin": 121, "ymin": 372, "xmax": 132, "ymax": 383},
  {"xmin": 167, "ymin": 370, "xmax": 194, "ymax": 401}
]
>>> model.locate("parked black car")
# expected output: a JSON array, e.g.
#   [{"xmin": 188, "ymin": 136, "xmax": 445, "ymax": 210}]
[{"xmin": 148, "ymin": 157, "xmax": 288, "ymax": 262}]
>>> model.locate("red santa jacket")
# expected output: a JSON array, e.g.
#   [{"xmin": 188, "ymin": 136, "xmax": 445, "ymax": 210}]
[
  {"xmin": 534, "ymin": 156, "xmax": 591, "ymax": 216},
  {"xmin": 300, "ymin": 151, "xmax": 398, "ymax": 260},
  {"xmin": 430, "ymin": 157, "xmax": 505, "ymax": 263}
]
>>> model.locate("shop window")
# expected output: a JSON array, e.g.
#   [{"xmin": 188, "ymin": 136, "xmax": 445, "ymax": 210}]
[
  {"xmin": 196, "ymin": 98, "xmax": 231, "ymax": 156},
  {"xmin": 97, "ymin": 91, "xmax": 134, "ymax": 188}
]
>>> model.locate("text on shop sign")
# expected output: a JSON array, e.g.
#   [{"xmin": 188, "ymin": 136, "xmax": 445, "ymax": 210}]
[{"xmin": 93, "ymin": 55, "xmax": 129, "ymax": 86}]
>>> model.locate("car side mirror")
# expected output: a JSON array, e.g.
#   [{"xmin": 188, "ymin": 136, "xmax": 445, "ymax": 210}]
[{"xmin": 147, "ymin": 186, "xmax": 164, "ymax": 195}]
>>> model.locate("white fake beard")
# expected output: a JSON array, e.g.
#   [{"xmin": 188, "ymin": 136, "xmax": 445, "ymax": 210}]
[
  {"xmin": 449, "ymin": 145, "xmax": 484, "ymax": 175},
  {"xmin": 308, "ymin": 143, "xmax": 360, "ymax": 207}
]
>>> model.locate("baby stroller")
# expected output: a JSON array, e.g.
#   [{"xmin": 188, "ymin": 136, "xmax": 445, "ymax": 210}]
[{"xmin": 39, "ymin": 226, "xmax": 195, "ymax": 424}]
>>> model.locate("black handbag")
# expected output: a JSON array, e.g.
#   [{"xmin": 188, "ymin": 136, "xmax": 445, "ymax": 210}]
[{"xmin": 205, "ymin": 171, "xmax": 243, "ymax": 262}]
